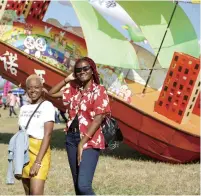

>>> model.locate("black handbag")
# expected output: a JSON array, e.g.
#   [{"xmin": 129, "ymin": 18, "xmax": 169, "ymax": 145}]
[{"xmin": 101, "ymin": 116, "xmax": 123, "ymax": 150}]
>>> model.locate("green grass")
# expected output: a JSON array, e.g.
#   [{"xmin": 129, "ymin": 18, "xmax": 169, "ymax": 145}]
[{"xmin": 0, "ymin": 108, "xmax": 200, "ymax": 195}]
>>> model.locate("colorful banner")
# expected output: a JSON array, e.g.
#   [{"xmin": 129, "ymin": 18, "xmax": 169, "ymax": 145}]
[
  {"xmin": 3, "ymin": 80, "xmax": 11, "ymax": 96},
  {"xmin": 118, "ymin": 1, "xmax": 200, "ymax": 68},
  {"xmin": 71, "ymin": 0, "xmax": 139, "ymax": 69}
]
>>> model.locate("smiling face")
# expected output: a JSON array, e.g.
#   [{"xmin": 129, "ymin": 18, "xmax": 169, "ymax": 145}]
[
  {"xmin": 26, "ymin": 78, "xmax": 43, "ymax": 104},
  {"xmin": 24, "ymin": 36, "xmax": 35, "ymax": 50},
  {"xmin": 74, "ymin": 60, "xmax": 93, "ymax": 83},
  {"xmin": 35, "ymin": 37, "xmax": 47, "ymax": 52}
]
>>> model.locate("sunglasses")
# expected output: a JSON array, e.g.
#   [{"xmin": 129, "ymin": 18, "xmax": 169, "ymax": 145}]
[{"xmin": 75, "ymin": 65, "xmax": 91, "ymax": 73}]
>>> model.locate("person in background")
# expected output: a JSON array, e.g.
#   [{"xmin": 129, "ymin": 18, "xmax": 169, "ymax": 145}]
[
  {"xmin": 7, "ymin": 91, "xmax": 17, "ymax": 117},
  {"xmin": 19, "ymin": 74, "xmax": 55, "ymax": 195},
  {"xmin": 47, "ymin": 57, "xmax": 111, "ymax": 195},
  {"xmin": 16, "ymin": 94, "xmax": 20, "ymax": 108},
  {"xmin": 54, "ymin": 107, "xmax": 61, "ymax": 124},
  {"xmin": 2, "ymin": 95, "xmax": 7, "ymax": 110},
  {"xmin": 22, "ymin": 92, "xmax": 31, "ymax": 105},
  {"xmin": 19, "ymin": 94, "xmax": 24, "ymax": 107}
]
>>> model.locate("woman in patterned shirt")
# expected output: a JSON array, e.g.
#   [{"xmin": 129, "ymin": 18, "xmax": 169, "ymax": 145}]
[{"xmin": 48, "ymin": 57, "xmax": 111, "ymax": 195}]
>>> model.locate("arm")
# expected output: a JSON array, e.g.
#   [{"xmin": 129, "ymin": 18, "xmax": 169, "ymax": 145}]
[
  {"xmin": 48, "ymin": 73, "xmax": 75, "ymax": 98},
  {"xmin": 47, "ymin": 80, "xmax": 66, "ymax": 98},
  {"xmin": 77, "ymin": 114, "xmax": 104, "ymax": 165},
  {"xmin": 80, "ymin": 114, "xmax": 104, "ymax": 146},
  {"xmin": 29, "ymin": 121, "xmax": 54, "ymax": 177},
  {"xmin": 6, "ymin": 96, "xmax": 10, "ymax": 105},
  {"xmin": 77, "ymin": 86, "xmax": 111, "ymax": 165}
]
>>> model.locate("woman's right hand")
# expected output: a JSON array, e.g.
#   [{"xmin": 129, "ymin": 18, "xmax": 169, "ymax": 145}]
[
  {"xmin": 29, "ymin": 162, "xmax": 41, "ymax": 177},
  {"xmin": 65, "ymin": 73, "xmax": 76, "ymax": 83},
  {"xmin": 42, "ymin": 88, "xmax": 48, "ymax": 94}
]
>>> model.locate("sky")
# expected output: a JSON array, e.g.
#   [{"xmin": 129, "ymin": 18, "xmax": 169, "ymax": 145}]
[
  {"xmin": 43, "ymin": 0, "xmax": 200, "ymax": 38},
  {"xmin": 43, "ymin": 1, "xmax": 81, "ymax": 26}
]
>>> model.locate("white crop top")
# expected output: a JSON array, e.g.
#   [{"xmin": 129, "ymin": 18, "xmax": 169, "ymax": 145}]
[{"xmin": 18, "ymin": 101, "xmax": 55, "ymax": 139}]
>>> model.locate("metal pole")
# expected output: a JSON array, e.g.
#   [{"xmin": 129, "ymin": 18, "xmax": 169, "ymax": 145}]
[{"xmin": 142, "ymin": 1, "xmax": 179, "ymax": 94}]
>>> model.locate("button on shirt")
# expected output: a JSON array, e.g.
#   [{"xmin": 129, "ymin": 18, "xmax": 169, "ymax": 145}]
[{"xmin": 63, "ymin": 81, "xmax": 111, "ymax": 149}]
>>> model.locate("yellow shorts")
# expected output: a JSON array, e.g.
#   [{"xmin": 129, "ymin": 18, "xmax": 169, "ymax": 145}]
[{"xmin": 22, "ymin": 137, "xmax": 51, "ymax": 180}]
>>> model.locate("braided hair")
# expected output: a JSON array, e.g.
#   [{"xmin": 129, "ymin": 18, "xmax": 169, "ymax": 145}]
[{"xmin": 74, "ymin": 57, "xmax": 100, "ymax": 84}]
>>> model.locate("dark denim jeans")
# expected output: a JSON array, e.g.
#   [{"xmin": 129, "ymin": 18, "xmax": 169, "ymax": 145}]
[
  {"xmin": 55, "ymin": 111, "xmax": 60, "ymax": 123},
  {"xmin": 65, "ymin": 131, "xmax": 100, "ymax": 195},
  {"xmin": 9, "ymin": 106, "xmax": 17, "ymax": 117}
]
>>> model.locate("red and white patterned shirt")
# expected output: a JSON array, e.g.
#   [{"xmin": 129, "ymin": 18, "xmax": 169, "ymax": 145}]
[{"xmin": 62, "ymin": 81, "xmax": 111, "ymax": 149}]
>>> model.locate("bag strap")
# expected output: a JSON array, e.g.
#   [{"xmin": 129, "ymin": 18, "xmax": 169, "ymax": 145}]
[{"xmin": 25, "ymin": 101, "xmax": 44, "ymax": 130}]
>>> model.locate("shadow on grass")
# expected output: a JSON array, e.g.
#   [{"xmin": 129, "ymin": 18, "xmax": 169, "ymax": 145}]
[
  {"xmin": 101, "ymin": 142, "xmax": 156, "ymax": 162},
  {"xmin": 0, "ymin": 128, "xmax": 66, "ymax": 149},
  {"xmin": 0, "ymin": 133, "xmax": 14, "ymax": 144},
  {"xmin": 51, "ymin": 128, "xmax": 66, "ymax": 150},
  {"xmin": 4, "ymin": 129, "xmax": 197, "ymax": 164},
  {"xmin": 51, "ymin": 128, "xmax": 155, "ymax": 162}
]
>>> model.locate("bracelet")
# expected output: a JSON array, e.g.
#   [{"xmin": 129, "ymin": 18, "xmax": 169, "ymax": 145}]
[
  {"xmin": 34, "ymin": 161, "xmax": 42, "ymax": 167},
  {"xmin": 84, "ymin": 132, "xmax": 92, "ymax": 139}
]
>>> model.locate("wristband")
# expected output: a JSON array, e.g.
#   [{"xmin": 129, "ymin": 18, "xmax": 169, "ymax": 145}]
[{"xmin": 84, "ymin": 132, "xmax": 92, "ymax": 139}]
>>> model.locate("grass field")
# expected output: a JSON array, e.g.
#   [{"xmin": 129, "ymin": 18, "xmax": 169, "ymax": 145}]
[{"xmin": 0, "ymin": 108, "xmax": 200, "ymax": 195}]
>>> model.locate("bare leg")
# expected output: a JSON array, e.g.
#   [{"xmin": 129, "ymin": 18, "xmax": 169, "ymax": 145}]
[
  {"xmin": 30, "ymin": 178, "xmax": 45, "ymax": 195},
  {"xmin": 22, "ymin": 178, "xmax": 30, "ymax": 195}
]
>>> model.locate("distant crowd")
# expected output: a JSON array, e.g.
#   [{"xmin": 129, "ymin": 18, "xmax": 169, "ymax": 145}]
[{"xmin": 0, "ymin": 91, "xmax": 31, "ymax": 117}]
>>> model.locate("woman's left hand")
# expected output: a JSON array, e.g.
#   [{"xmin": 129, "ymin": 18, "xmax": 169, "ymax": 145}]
[
  {"xmin": 29, "ymin": 162, "xmax": 41, "ymax": 177},
  {"xmin": 77, "ymin": 142, "xmax": 84, "ymax": 166}
]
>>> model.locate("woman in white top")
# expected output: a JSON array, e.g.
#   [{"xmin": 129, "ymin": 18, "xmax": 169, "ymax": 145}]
[{"xmin": 18, "ymin": 74, "xmax": 55, "ymax": 195}]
